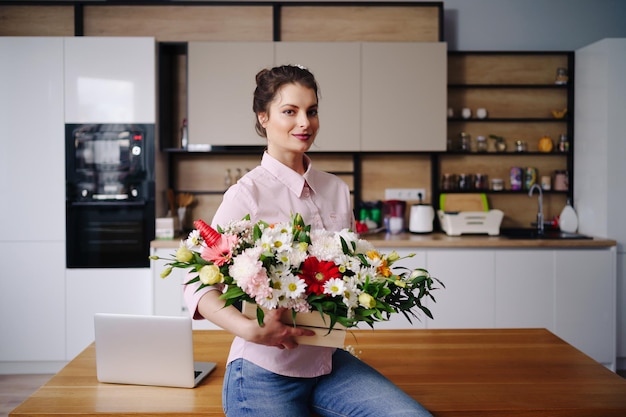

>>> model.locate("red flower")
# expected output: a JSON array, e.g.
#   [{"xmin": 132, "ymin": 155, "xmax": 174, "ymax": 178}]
[{"xmin": 298, "ymin": 257, "xmax": 341, "ymax": 295}]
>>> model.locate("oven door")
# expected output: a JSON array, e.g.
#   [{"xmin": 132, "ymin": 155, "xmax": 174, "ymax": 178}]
[{"xmin": 66, "ymin": 201, "xmax": 153, "ymax": 268}]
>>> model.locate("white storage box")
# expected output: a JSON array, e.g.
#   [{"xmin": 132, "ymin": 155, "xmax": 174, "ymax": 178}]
[{"xmin": 438, "ymin": 209, "xmax": 504, "ymax": 236}]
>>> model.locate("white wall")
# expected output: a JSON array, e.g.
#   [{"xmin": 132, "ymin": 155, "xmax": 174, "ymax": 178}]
[{"xmin": 441, "ymin": 0, "xmax": 626, "ymax": 50}]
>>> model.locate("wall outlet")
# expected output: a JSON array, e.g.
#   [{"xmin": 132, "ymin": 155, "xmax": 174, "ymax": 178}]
[{"xmin": 384, "ymin": 188, "xmax": 427, "ymax": 201}]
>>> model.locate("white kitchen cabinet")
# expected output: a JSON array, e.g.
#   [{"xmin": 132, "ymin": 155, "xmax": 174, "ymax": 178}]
[
  {"xmin": 275, "ymin": 42, "xmax": 361, "ymax": 152},
  {"xmin": 0, "ymin": 37, "xmax": 66, "ymax": 374},
  {"xmin": 0, "ymin": 37, "xmax": 65, "ymax": 242},
  {"xmin": 554, "ymin": 249, "xmax": 616, "ymax": 368},
  {"xmin": 494, "ymin": 250, "xmax": 554, "ymax": 330},
  {"xmin": 425, "ymin": 249, "xmax": 496, "ymax": 329},
  {"xmin": 64, "ymin": 37, "xmax": 156, "ymax": 124},
  {"xmin": 361, "ymin": 42, "xmax": 447, "ymax": 152},
  {"xmin": 65, "ymin": 268, "xmax": 153, "ymax": 359},
  {"xmin": 151, "ymin": 248, "xmax": 221, "ymax": 330},
  {"xmin": 0, "ymin": 242, "xmax": 66, "ymax": 373},
  {"xmin": 575, "ymin": 38, "xmax": 626, "ymax": 371},
  {"xmin": 188, "ymin": 42, "xmax": 274, "ymax": 146}
]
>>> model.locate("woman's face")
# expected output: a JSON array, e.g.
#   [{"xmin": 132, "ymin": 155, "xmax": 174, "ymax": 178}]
[{"xmin": 259, "ymin": 83, "xmax": 319, "ymax": 156}]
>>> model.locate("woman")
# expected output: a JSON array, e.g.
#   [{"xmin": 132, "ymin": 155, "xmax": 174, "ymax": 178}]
[{"xmin": 184, "ymin": 65, "xmax": 432, "ymax": 417}]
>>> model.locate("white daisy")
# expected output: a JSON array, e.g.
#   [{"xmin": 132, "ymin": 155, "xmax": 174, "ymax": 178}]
[
  {"xmin": 323, "ymin": 277, "xmax": 346, "ymax": 297},
  {"xmin": 281, "ymin": 274, "xmax": 306, "ymax": 299}
]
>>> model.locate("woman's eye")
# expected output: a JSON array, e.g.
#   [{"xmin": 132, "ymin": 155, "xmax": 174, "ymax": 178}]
[
  {"xmin": 283, "ymin": 109, "xmax": 295, "ymax": 116},
  {"xmin": 308, "ymin": 109, "xmax": 318, "ymax": 117}
]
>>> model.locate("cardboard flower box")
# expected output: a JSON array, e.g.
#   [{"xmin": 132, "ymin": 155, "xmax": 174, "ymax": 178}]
[{"xmin": 241, "ymin": 302, "xmax": 346, "ymax": 348}]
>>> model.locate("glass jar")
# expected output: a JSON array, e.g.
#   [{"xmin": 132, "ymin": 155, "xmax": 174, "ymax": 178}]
[
  {"xmin": 555, "ymin": 67, "xmax": 568, "ymax": 85},
  {"xmin": 441, "ymin": 173, "xmax": 457, "ymax": 191},
  {"xmin": 554, "ymin": 170, "xmax": 569, "ymax": 191},
  {"xmin": 558, "ymin": 134, "xmax": 570, "ymax": 153},
  {"xmin": 458, "ymin": 173, "xmax": 473, "ymax": 191},
  {"xmin": 491, "ymin": 178, "xmax": 504, "ymax": 191},
  {"xmin": 475, "ymin": 135, "xmax": 488, "ymax": 152},
  {"xmin": 458, "ymin": 132, "xmax": 471, "ymax": 152},
  {"xmin": 474, "ymin": 173, "xmax": 488, "ymax": 190}
]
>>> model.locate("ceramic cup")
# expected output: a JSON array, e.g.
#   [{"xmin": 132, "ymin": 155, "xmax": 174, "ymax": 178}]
[
  {"xmin": 461, "ymin": 108, "xmax": 472, "ymax": 119},
  {"xmin": 476, "ymin": 108, "xmax": 488, "ymax": 119}
]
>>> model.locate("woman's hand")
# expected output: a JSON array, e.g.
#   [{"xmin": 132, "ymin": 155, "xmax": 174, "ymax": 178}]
[
  {"xmin": 247, "ymin": 307, "xmax": 316, "ymax": 350},
  {"xmin": 196, "ymin": 291, "xmax": 314, "ymax": 349}
]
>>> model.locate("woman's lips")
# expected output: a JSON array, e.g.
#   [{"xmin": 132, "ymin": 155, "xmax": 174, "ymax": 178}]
[{"xmin": 293, "ymin": 133, "xmax": 311, "ymax": 141}]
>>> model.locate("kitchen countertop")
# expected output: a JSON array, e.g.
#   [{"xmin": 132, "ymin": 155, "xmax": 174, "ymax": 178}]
[{"xmin": 151, "ymin": 232, "xmax": 616, "ymax": 249}]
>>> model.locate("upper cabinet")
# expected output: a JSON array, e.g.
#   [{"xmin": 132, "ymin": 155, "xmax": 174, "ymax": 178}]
[
  {"xmin": 187, "ymin": 42, "xmax": 274, "ymax": 147},
  {"xmin": 361, "ymin": 42, "xmax": 447, "ymax": 152},
  {"xmin": 186, "ymin": 41, "xmax": 446, "ymax": 151},
  {"xmin": 64, "ymin": 37, "xmax": 156, "ymax": 124},
  {"xmin": 275, "ymin": 42, "xmax": 361, "ymax": 152}
]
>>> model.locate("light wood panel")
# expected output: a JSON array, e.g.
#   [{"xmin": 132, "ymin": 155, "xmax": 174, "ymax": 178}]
[
  {"xmin": 449, "ymin": 54, "xmax": 570, "ymax": 85},
  {"xmin": 280, "ymin": 6, "xmax": 440, "ymax": 41},
  {"xmin": 83, "ymin": 5, "xmax": 273, "ymax": 41},
  {"xmin": 10, "ymin": 329, "xmax": 626, "ymax": 417},
  {"xmin": 0, "ymin": 6, "xmax": 74, "ymax": 36},
  {"xmin": 361, "ymin": 154, "xmax": 431, "ymax": 204},
  {"xmin": 448, "ymin": 88, "xmax": 568, "ymax": 119}
]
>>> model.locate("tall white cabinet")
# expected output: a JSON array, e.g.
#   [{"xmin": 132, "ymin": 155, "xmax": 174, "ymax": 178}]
[
  {"xmin": 575, "ymin": 38, "xmax": 626, "ymax": 370},
  {"xmin": 0, "ymin": 37, "xmax": 67, "ymax": 373}
]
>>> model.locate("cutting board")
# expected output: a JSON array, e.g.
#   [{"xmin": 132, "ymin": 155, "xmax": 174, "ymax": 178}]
[{"xmin": 440, "ymin": 193, "xmax": 489, "ymax": 212}]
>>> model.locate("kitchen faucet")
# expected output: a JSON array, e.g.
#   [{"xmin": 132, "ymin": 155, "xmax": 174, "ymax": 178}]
[{"xmin": 528, "ymin": 184, "xmax": 544, "ymax": 235}]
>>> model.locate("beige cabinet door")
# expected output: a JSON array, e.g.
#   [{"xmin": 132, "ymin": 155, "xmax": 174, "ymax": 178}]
[
  {"xmin": 275, "ymin": 42, "xmax": 361, "ymax": 152},
  {"xmin": 361, "ymin": 42, "xmax": 447, "ymax": 151},
  {"xmin": 188, "ymin": 42, "xmax": 274, "ymax": 146}
]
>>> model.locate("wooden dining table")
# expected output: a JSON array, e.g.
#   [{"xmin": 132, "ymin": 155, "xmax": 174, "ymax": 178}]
[{"xmin": 10, "ymin": 328, "xmax": 626, "ymax": 416}]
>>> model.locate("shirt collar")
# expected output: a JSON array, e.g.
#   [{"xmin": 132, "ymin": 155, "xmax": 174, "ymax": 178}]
[{"xmin": 261, "ymin": 152, "xmax": 315, "ymax": 198}]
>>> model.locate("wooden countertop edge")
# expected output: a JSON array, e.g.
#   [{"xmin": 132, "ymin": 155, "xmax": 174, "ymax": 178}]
[{"xmin": 151, "ymin": 233, "xmax": 616, "ymax": 249}]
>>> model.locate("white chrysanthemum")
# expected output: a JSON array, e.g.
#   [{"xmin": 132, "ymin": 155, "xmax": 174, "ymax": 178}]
[
  {"xmin": 354, "ymin": 238, "xmax": 376, "ymax": 255},
  {"xmin": 309, "ymin": 229, "xmax": 342, "ymax": 261},
  {"xmin": 257, "ymin": 290, "xmax": 279, "ymax": 310},
  {"xmin": 184, "ymin": 229, "xmax": 204, "ymax": 252},
  {"xmin": 323, "ymin": 277, "xmax": 345, "ymax": 297},
  {"xmin": 281, "ymin": 274, "xmax": 306, "ymax": 299},
  {"xmin": 336, "ymin": 228, "xmax": 359, "ymax": 249},
  {"xmin": 260, "ymin": 224, "xmax": 294, "ymax": 254}
]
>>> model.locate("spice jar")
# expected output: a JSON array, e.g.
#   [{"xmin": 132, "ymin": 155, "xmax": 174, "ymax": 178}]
[
  {"xmin": 458, "ymin": 173, "xmax": 473, "ymax": 191},
  {"xmin": 475, "ymin": 135, "xmax": 488, "ymax": 153},
  {"xmin": 441, "ymin": 173, "xmax": 457, "ymax": 191},
  {"xmin": 474, "ymin": 173, "xmax": 489, "ymax": 190},
  {"xmin": 491, "ymin": 178, "xmax": 504, "ymax": 191},
  {"xmin": 458, "ymin": 132, "xmax": 471, "ymax": 152},
  {"xmin": 557, "ymin": 134, "xmax": 570, "ymax": 153},
  {"xmin": 555, "ymin": 67, "xmax": 568, "ymax": 85}
]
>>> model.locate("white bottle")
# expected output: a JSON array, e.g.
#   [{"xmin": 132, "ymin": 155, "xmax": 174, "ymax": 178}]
[{"xmin": 559, "ymin": 199, "xmax": 578, "ymax": 233}]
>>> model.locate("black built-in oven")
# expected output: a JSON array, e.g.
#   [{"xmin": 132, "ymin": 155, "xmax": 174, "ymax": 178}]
[{"xmin": 65, "ymin": 124, "xmax": 155, "ymax": 268}]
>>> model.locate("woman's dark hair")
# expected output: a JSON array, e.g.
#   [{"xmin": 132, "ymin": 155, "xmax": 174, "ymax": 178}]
[{"xmin": 253, "ymin": 65, "xmax": 319, "ymax": 138}]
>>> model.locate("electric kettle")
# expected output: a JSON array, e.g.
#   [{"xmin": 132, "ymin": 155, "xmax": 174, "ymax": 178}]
[{"xmin": 409, "ymin": 203, "xmax": 434, "ymax": 233}]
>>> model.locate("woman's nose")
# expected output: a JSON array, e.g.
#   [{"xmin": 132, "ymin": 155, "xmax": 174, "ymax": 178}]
[{"xmin": 297, "ymin": 112, "xmax": 310, "ymax": 127}]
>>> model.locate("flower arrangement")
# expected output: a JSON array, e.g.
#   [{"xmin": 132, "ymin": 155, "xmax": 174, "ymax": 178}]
[{"xmin": 153, "ymin": 213, "xmax": 443, "ymax": 336}]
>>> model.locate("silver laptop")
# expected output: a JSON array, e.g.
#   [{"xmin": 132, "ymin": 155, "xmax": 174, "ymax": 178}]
[{"xmin": 94, "ymin": 313, "xmax": 216, "ymax": 388}]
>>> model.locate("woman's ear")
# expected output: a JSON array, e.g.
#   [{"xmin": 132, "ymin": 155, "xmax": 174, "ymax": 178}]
[{"xmin": 258, "ymin": 112, "xmax": 268, "ymax": 127}]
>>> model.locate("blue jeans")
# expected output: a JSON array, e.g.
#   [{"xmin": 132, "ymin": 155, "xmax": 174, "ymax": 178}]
[{"xmin": 223, "ymin": 349, "xmax": 432, "ymax": 417}]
